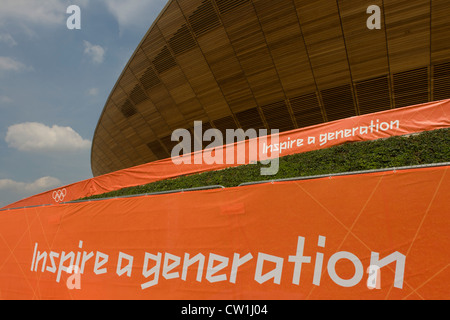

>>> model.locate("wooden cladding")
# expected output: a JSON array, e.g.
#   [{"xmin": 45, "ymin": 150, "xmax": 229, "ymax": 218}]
[
  {"xmin": 289, "ymin": 93, "xmax": 324, "ymax": 128},
  {"xmin": 235, "ymin": 107, "xmax": 265, "ymax": 131},
  {"xmin": 92, "ymin": 0, "xmax": 450, "ymax": 176},
  {"xmin": 433, "ymin": 61, "xmax": 450, "ymax": 101},
  {"xmin": 140, "ymin": 67, "xmax": 161, "ymax": 90},
  {"xmin": 188, "ymin": 0, "xmax": 221, "ymax": 37},
  {"xmin": 152, "ymin": 46, "xmax": 177, "ymax": 74},
  {"xmin": 215, "ymin": 0, "xmax": 250, "ymax": 14},
  {"xmin": 321, "ymin": 84, "xmax": 356, "ymax": 122},
  {"xmin": 213, "ymin": 115, "xmax": 238, "ymax": 134},
  {"xmin": 168, "ymin": 24, "xmax": 197, "ymax": 55},
  {"xmin": 130, "ymin": 84, "xmax": 148, "ymax": 105},
  {"xmin": 147, "ymin": 140, "xmax": 169, "ymax": 159},
  {"xmin": 261, "ymin": 101, "xmax": 295, "ymax": 132},
  {"xmin": 393, "ymin": 67, "xmax": 429, "ymax": 108},
  {"xmin": 355, "ymin": 76, "xmax": 391, "ymax": 115},
  {"xmin": 120, "ymin": 99, "xmax": 137, "ymax": 118}
]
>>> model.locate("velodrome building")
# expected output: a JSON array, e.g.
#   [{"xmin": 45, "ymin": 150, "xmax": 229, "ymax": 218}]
[
  {"xmin": 90, "ymin": 0, "xmax": 450, "ymax": 176},
  {"xmin": 1, "ymin": 0, "xmax": 449, "ymax": 301}
]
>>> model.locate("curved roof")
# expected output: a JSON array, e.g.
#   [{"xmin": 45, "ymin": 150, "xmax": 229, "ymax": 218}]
[{"xmin": 91, "ymin": 0, "xmax": 450, "ymax": 176}]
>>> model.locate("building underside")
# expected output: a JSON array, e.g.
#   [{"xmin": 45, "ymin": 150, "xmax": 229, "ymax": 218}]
[{"xmin": 91, "ymin": 0, "xmax": 450, "ymax": 176}]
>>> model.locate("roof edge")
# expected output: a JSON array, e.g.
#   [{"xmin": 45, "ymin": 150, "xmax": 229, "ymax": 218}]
[{"xmin": 90, "ymin": 0, "xmax": 174, "ymax": 176}]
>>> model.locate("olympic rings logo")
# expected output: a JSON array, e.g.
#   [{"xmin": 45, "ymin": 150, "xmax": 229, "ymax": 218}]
[{"xmin": 52, "ymin": 189, "xmax": 67, "ymax": 203}]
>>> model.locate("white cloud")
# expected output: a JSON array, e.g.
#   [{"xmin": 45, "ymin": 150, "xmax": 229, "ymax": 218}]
[
  {"xmin": 0, "ymin": 95, "xmax": 13, "ymax": 104},
  {"xmin": 0, "ymin": 0, "xmax": 67, "ymax": 26},
  {"xmin": 0, "ymin": 56, "xmax": 30, "ymax": 73},
  {"xmin": 101, "ymin": 0, "xmax": 167, "ymax": 30},
  {"xmin": 0, "ymin": 176, "xmax": 61, "ymax": 194},
  {"xmin": 5, "ymin": 122, "xmax": 91, "ymax": 152},
  {"xmin": 83, "ymin": 41, "xmax": 106, "ymax": 64},
  {"xmin": 77, "ymin": 0, "xmax": 89, "ymax": 7},
  {"xmin": 0, "ymin": 33, "xmax": 17, "ymax": 47},
  {"xmin": 0, "ymin": 1, "xmax": 90, "ymax": 38},
  {"xmin": 88, "ymin": 87, "xmax": 99, "ymax": 96}
]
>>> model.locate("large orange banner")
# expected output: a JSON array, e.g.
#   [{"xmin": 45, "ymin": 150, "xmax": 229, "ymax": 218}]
[
  {"xmin": 2, "ymin": 99, "xmax": 450, "ymax": 210},
  {"xmin": 0, "ymin": 165, "xmax": 448, "ymax": 300}
]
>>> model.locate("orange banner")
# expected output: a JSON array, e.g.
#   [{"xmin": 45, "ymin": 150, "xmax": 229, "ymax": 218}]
[
  {"xmin": 3, "ymin": 99, "xmax": 450, "ymax": 210},
  {"xmin": 0, "ymin": 165, "xmax": 448, "ymax": 300}
]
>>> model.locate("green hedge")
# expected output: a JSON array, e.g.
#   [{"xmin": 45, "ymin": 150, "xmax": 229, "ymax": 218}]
[{"xmin": 79, "ymin": 128, "xmax": 450, "ymax": 201}]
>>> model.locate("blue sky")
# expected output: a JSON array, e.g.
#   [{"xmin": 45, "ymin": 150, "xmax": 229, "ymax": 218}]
[{"xmin": 0, "ymin": 0, "xmax": 168, "ymax": 207}]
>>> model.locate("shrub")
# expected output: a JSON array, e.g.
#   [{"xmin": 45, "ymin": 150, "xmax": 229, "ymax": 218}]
[{"xmin": 78, "ymin": 128, "xmax": 449, "ymax": 201}]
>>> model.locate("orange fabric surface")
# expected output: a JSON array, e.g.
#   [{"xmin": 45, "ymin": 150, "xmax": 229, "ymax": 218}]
[
  {"xmin": 0, "ymin": 165, "xmax": 448, "ymax": 299},
  {"xmin": 2, "ymin": 99, "xmax": 450, "ymax": 210}
]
